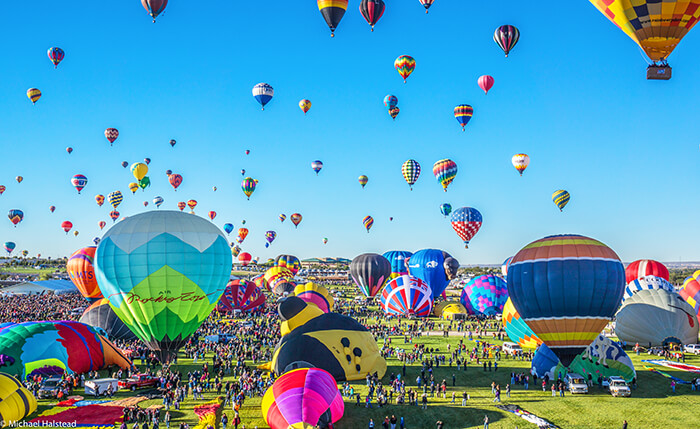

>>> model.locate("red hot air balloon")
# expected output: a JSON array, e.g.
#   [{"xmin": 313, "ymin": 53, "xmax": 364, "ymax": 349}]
[
  {"xmin": 104, "ymin": 128, "xmax": 119, "ymax": 146},
  {"xmin": 177, "ymin": 202, "xmax": 186, "ymax": 211},
  {"xmin": 625, "ymin": 260, "xmax": 670, "ymax": 284},
  {"xmin": 208, "ymin": 211, "xmax": 217, "ymax": 221},
  {"xmin": 169, "ymin": 174, "xmax": 183, "ymax": 191},
  {"xmin": 98, "ymin": 221, "xmax": 106, "ymax": 230},
  {"xmin": 478, "ymin": 75, "xmax": 495, "ymax": 94},
  {"xmin": 142, "ymin": 0, "xmax": 168, "ymax": 22},
  {"xmin": 61, "ymin": 221, "xmax": 73, "ymax": 234},
  {"xmin": 359, "ymin": 0, "xmax": 385, "ymax": 31},
  {"xmin": 238, "ymin": 252, "xmax": 252, "ymax": 266},
  {"xmin": 290, "ymin": 213, "xmax": 302, "ymax": 228},
  {"xmin": 109, "ymin": 211, "xmax": 120, "ymax": 222},
  {"xmin": 187, "ymin": 200, "xmax": 197, "ymax": 212}
]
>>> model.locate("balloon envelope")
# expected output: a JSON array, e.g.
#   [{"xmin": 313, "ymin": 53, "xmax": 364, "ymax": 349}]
[
  {"xmin": 66, "ymin": 247, "xmax": 103, "ymax": 302},
  {"xmin": 625, "ymin": 259, "xmax": 669, "ymax": 284},
  {"xmin": 79, "ymin": 299, "xmax": 137, "ymax": 341},
  {"xmin": 380, "ymin": 275, "xmax": 433, "ymax": 317},
  {"xmin": 406, "ymin": 249, "xmax": 458, "ymax": 297},
  {"xmin": 349, "ymin": 253, "xmax": 391, "ymax": 297}
]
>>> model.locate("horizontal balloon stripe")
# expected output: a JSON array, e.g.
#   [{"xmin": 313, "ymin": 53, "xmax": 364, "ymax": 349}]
[
  {"xmin": 318, "ymin": 0, "xmax": 348, "ymax": 9},
  {"xmin": 537, "ymin": 333, "xmax": 601, "ymax": 345},
  {"xmin": 510, "ymin": 257, "xmax": 622, "ymax": 267},
  {"xmin": 524, "ymin": 317, "xmax": 608, "ymax": 332}
]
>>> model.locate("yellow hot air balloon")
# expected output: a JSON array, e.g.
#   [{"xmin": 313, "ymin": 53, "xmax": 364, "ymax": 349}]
[
  {"xmin": 293, "ymin": 282, "xmax": 334, "ymax": 313},
  {"xmin": 0, "ymin": 373, "xmax": 37, "ymax": 427},
  {"xmin": 26, "ymin": 88, "xmax": 41, "ymax": 104},
  {"xmin": 128, "ymin": 182, "xmax": 139, "ymax": 194},
  {"xmin": 130, "ymin": 162, "xmax": 149, "ymax": 181},
  {"xmin": 589, "ymin": 0, "xmax": 700, "ymax": 78}
]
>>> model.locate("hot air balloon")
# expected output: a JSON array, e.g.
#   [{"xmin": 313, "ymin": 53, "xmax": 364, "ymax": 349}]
[
  {"xmin": 27, "ymin": 88, "xmax": 41, "ymax": 104},
  {"xmin": 279, "ymin": 214, "xmax": 286, "ymax": 223},
  {"xmin": 144, "ymin": 158, "xmax": 151, "ymax": 165},
  {"xmin": 318, "ymin": 0, "xmax": 348, "ymax": 36},
  {"xmin": 0, "ymin": 373, "xmax": 36, "ymax": 426},
  {"xmin": 494, "ymin": 25, "xmax": 520, "ymax": 57},
  {"xmin": 363, "ymin": 215, "xmax": 373, "ymax": 232},
  {"xmin": 61, "ymin": 221, "xmax": 73, "ymax": 234},
  {"xmin": 264, "ymin": 266, "xmax": 294, "ymax": 295},
  {"xmin": 3, "ymin": 242, "xmax": 15, "ymax": 255},
  {"xmin": 323, "ymin": 237, "xmax": 328, "ymax": 244},
  {"xmin": 406, "ymin": 249, "xmax": 459, "ymax": 297},
  {"xmin": 108, "ymin": 191, "xmax": 123, "ymax": 209},
  {"xmin": 169, "ymin": 139, "xmax": 176, "ymax": 147},
  {"xmin": 383, "ymin": 95, "xmax": 398, "ymax": 109},
  {"xmin": 293, "ymin": 282, "xmax": 334, "ymax": 313},
  {"xmin": 349, "ymin": 253, "xmax": 391, "ymax": 297},
  {"xmin": 502, "ymin": 298, "xmax": 542, "ymax": 350},
  {"xmin": 299, "ymin": 99, "xmax": 312, "ymax": 115},
  {"xmin": 401, "ymin": 159, "xmax": 420, "ymax": 190},
  {"xmin": 15, "ymin": 176, "xmax": 22, "ymax": 184},
  {"xmin": 70, "ymin": 174, "xmax": 88, "ymax": 194},
  {"xmin": 208, "ymin": 211, "xmax": 217, "ymax": 221},
  {"xmin": 121, "ymin": 161, "xmax": 128, "ymax": 168},
  {"xmin": 434, "ymin": 301, "xmax": 468, "ymax": 320},
  {"xmin": 67, "ymin": 247, "xmax": 103, "ymax": 302},
  {"xmin": 615, "ymin": 289, "xmax": 698, "ymax": 346},
  {"xmin": 169, "ymin": 173, "xmax": 183, "ymax": 190},
  {"xmin": 507, "ymin": 234, "xmax": 625, "ymax": 367},
  {"xmin": 290, "ymin": 213, "xmax": 302, "ymax": 228},
  {"xmin": 242, "ymin": 220, "xmax": 246, "ymax": 225},
  {"xmin": 237, "ymin": 228, "xmax": 249, "ymax": 243},
  {"xmin": 47, "ymin": 47, "xmax": 65, "ymax": 68},
  {"xmin": 681, "ymin": 271, "xmax": 700, "ymax": 317},
  {"xmin": 241, "ymin": 169, "xmax": 246, "ymax": 176},
  {"xmin": 231, "ymin": 245, "xmax": 241, "ymax": 258},
  {"xmin": 265, "ymin": 231, "xmax": 277, "ymax": 247},
  {"xmin": 223, "ymin": 223, "xmax": 234, "ymax": 235},
  {"xmin": 512, "ymin": 154, "xmax": 530, "ymax": 176},
  {"xmin": 131, "ymin": 163, "xmax": 148, "ymax": 181},
  {"xmin": 360, "ymin": 0, "xmax": 385, "ymax": 31},
  {"xmin": 66, "ymin": 147, "xmax": 73, "ymax": 154},
  {"xmin": 104, "ymin": 128, "xmax": 119, "ymax": 146},
  {"xmin": 98, "ymin": 221, "xmax": 106, "ymax": 230},
  {"xmin": 552, "ymin": 190, "xmax": 570, "ymax": 211},
  {"xmin": 450, "ymin": 207, "xmax": 482, "ymax": 248},
  {"xmin": 138, "ymin": 177, "xmax": 150, "ymax": 190},
  {"xmin": 95, "ymin": 195, "xmax": 104, "ymax": 207},
  {"xmin": 440, "ymin": 203, "xmax": 452, "ymax": 217},
  {"xmin": 382, "ymin": 250, "xmax": 413, "ymax": 279},
  {"xmin": 625, "ymin": 259, "xmax": 670, "ymax": 283},
  {"xmin": 245, "ymin": 149, "xmax": 250, "ymax": 155},
  {"xmin": 238, "ymin": 252, "xmax": 253, "ymax": 267},
  {"xmin": 151, "ymin": 196, "xmax": 163, "ymax": 208},
  {"xmin": 93, "ymin": 237, "xmax": 100, "ymax": 246},
  {"xmin": 358, "ymin": 175, "xmax": 368, "ymax": 188},
  {"xmin": 388, "ymin": 106, "xmax": 400, "ymax": 120},
  {"xmin": 95, "ymin": 211, "xmax": 231, "ymax": 362},
  {"xmin": 275, "ymin": 254, "xmax": 301, "ymax": 276},
  {"xmin": 394, "ymin": 55, "xmax": 416, "ymax": 82},
  {"xmin": 623, "ymin": 275, "xmax": 675, "ymax": 304},
  {"xmin": 217, "ymin": 280, "xmax": 266, "ymax": 313},
  {"xmin": 252, "ymin": 83, "xmax": 274, "ymax": 110},
  {"xmin": 21, "ymin": 250, "xmax": 28, "ymax": 257},
  {"xmin": 454, "ymin": 104, "xmax": 473, "ymax": 131},
  {"xmin": 419, "ymin": 0, "xmax": 434, "ymax": 13},
  {"xmin": 109, "ymin": 211, "xmax": 120, "ymax": 222},
  {"xmin": 142, "ymin": 0, "xmax": 168, "ymax": 22},
  {"xmin": 311, "ymin": 160, "xmax": 323, "ymax": 175},
  {"xmin": 128, "ymin": 182, "xmax": 139, "ymax": 194},
  {"xmin": 241, "ymin": 177, "xmax": 258, "ymax": 200},
  {"xmin": 0, "ymin": 185, "xmax": 5, "ymax": 195},
  {"xmin": 8, "ymin": 210, "xmax": 23, "ymax": 227},
  {"xmin": 432, "ymin": 159, "xmax": 457, "ymax": 191},
  {"xmin": 501, "ymin": 256, "xmax": 513, "ymax": 277},
  {"xmin": 49, "ymin": 205, "xmax": 56, "ymax": 213},
  {"xmin": 478, "ymin": 75, "xmax": 495, "ymax": 94},
  {"xmin": 177, "ymin": 202, "xmax": 186, "ymax": 211},
  {"xmin": 187, "ymin": 199, "xmax": 197, "ymax": 213},
  {"xmin": 380, "ymin": 275, "xmax": 434, "ymax": 317},
  {"xmin": 79, "ymin": 299, "xmax": 137, "ymax": 341},
  {"xmin": 465, "ymin": 274, "xmax": 508, "ymax": 315},
  {"xmin": 261, "ymin": 367, "xmax": 344, "ymax": 429}
]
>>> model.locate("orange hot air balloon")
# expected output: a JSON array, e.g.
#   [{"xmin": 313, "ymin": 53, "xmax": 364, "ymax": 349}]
[
  {"xmin": 98, "ymin": 221, "xmax": 106, "ymax": 230},
  {"xmin": 187, "ymin": 199, "xmax": 197, "ymax": 212},
  {"xmin": 67, "ymin": 247, "xmax": 103, "ymax": 302},
  {"xmin": 169, "ymin": 174, "xmax": 183, "ymax": 191},
  {"xmin": 208, "ymin": 211, "xmax": 217, "ymax": 221},
  {"xmin": 238, "ymin": 252, "xmax": 252, "ymax": 266},
  {"xmin": 95, "ymin": 194, "xmax": 105, "ymax": 207},
  {"xmin": 177, "ymin": 201, "xmax": 186, "ymax": 211},
  {"xmin": 290, "ymin": 213, "xmax": 303, "ymax": 229},
  {"xmin": 61, "ymin": 221, "xmax": 73, "ymax": 234},
  {"xmin": 237, "ymin": 228, "xmax": 249, "ymax": 243}
]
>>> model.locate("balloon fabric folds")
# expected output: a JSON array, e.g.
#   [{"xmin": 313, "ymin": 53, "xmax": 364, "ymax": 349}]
[
  {"xmin": 94, "ymin": 211, "xmax": 232, "ymax": 362},
  {"xmin": 401, "ymin": 159, "xmax": 420, "ymax": 190},
  {"xmin": 589, "ymin": 0, "xmax": 700, "ymax": 63},
  {"xmin": 382, "ymin": 250, "xmax": 413, "ymax": 279},
  {"xmin": 406, "ymin": 249, "xmax": 459, "ymax": 298},
  {"xmin": 552, "ymin": 189, "xmax": 570, "ymax": 211},
  {"xmin": 142, "ymin": 0, "xmax": 168, "ymax": 22},
  {"xmin": 622, "ymin": 275, "xmax": 675, "ymax": 304},
  {"xmin": 294, "ymin": 282, "xmax": 334, "ymax": 313},
  {"xmin": 502, "ymin": 298, "xmax": 542, "ymax": 350},
  {"xmin": 507, "ymin": 234, "xmax": 625, "ymax": 367},
  {"xmin": 478, "ymin": 75, "xmax": 494, "ymax": 94},
  {"xmin": 0, "ymin": 373, "xmax": 37, "ymax": 425},
  {"xmin": 380, "ymin": 275, "xmax": 434, "ymax": 317},
  {"xmin": 318, "ymin": 0, "xmax": 348, "ymax": 37},
  {"xmin": 79, "ymin": 299, "xmax": 138, "ymax": 342},
  {"xmin": 360, "ymin": 0, "xmax": 385, "ymax": 31},
  {"xmin": 252, "ymin": 83, "xmax": 274, "ymax": 110},
  {"xmin": 625, "ymin": 259, "xmax": 669, "ymax": 283},
  {"xmin": 217, "ymin": 280, "xmax": 265, "ymax": 313},
  {"xmin": 494, "ymin": 25, "xmax": 520, "ymax": 57},
  {"xmin": 350, "ymin": 253, "xmax": 391, "ymax": 297},
  {"xmin": 465, "ymin": 274, "xmax": 508, "ymax": 315},
  {"xmin": 450, "ymin": 207, "xmax": 482, "ymax": 248},
  {"xmin": 432, "ymin": 159, "xmax": 457, "ymax": 191},
  {"xmin": 454, "ymin": 105, "xmax": 473, "ymax": 131},
  {"xmin": 66, "ymin": 246, "xmax": 103, "ymax": 302},
  {"xmin": 394, "ymin": 55, "xmax": 416, "ymax": 82},
  {"xmin": 261, "ymin": 367, "xmax": 344, "ymax": 429},
  {"xmin": 681, "ymin": 270, "xmax": 700, "ymax": 316}
]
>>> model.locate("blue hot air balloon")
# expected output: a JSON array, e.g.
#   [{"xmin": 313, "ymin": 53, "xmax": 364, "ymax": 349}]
[
  {"xmin": 382, "ymin": 251, "xmax": 413, "ymax": 279},
  {"xmin": 383, "ymin": 95, "xmax": 398, "ymax": 109},
  {"xmin": 153, "ymin": 196, "xmax": 164, "ymax": 208},
  {"xmin": 440, "ymin": 203, "xmax": 452, "ymax": 218},
  {"xmin": 406, "ymin": 249, "xmax": 459, "ymax": 297},
  {"xmin": 252, "ymin": 83, "xmax": 274, "ymax": 110},
  {"xmin": 3, "ymin": 242, "xmax": 16, "ymax": 255},
  {"xmin": 223, "ymin": 223, "xmax": 234, "ymax": 235}
]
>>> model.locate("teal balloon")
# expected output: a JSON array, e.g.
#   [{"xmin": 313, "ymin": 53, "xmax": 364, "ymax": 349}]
[{"xmin": 440, "ymin": 203, "xmax": 452, "ymax": 218}]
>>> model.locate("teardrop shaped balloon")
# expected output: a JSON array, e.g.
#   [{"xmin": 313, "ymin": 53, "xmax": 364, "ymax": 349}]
[
  {"xmin": 177, "ymin": 202, "xmax": 186, "ymax": 211},
  {"xmin": 279, "ymin": 214, "xmax": 286, "ymax": 223},
  {"xmin": 107, "ymin": 191, "xmax": 123, "ymax": 209},
  {"xmin": 252, "ymin": 83, "xmax": 274, "ymax": 110},
  {"xmin": 494, "ymin": 25, "xmax": 520, "ymax": 57},
  {"xmin": 141, "ymin": 0, "xmax": 168, "ymax": 23},
  {"xmin": 48, "ymin": 47, "xmax": 65, "ymax": 68},
  {"xmin": 27, "ymin": 88, "xmax": 41, "ymax": 104},
  {"xmin": 169, "ymin": 139, "xmax": 176, "ymax": 147},
  {"xmin": 389, "ymin": 106, "xmax": 400, "ymax": 120},
  {"xmin": 450, "ymin": 207, "xmax": 482, "ymax": 248},
  {"xmin": 512, "ymin": 154, "xmax": 530, "ymax": 176},
  {"xmin": 241, "ymin": 177, "xmax": 257, "ymax": 200},
  {"xmin": 67, "ymin": 246, "xmax": 103, "ymax": 302},
  {"xmin": 223, "ymin": 223, "xmax": 234, "ymax": 234},
  {"xmin": 401, "ymin": 159, "xmax": 421, "ymax": 190},
  {"xmin": 394, "ymin": 55, "xmax": 416, "ymax": 83},
  {"xmin": 66, "ymin": 147, "xmax": 73, "ymax": 154},
  {"xmin": 363, "ymin": 215, "xmax": 374, "ymax": 233},
  {"xmin": 105, "ymin": 128, "xmax": 119, "ymax": 146},
  {"xmin": 318, "ymin": 0, "xmax": 348, "ymax": 37},
  {"xmin": 8, "ymin": 210, "xmax": 23, "ymax": 227},
  {"xmin": 290, "ymin": 213, "xmax": 302, "ymax": 228},
  {"xmin": 432, "ymin": 159, "xmax": 457, "ymax": 192},
  {"xmin": 299, "ymin": 99, "xmax": 312, "ymax": 114},
  {"xmin": 478, "ymin": 75, "xmax": 495, "ymax": 94},
  {"xmin": 419, "ymin": 0, "xmax": 435, "ymax": 13},
  {"xmin": 128, "ymin": 183, "xmax": 139, "ymax": 194},
  {"xmin": 552, "ymin": 190, "xmax": 570, "ymax": 211},
  {"xmin": 358, "ymin": 175, "xmax": 368, "ymax": 188},
  {"xmin": 454, "ymin": 105, "xmax": 473, "ymax": 131},
  {"xmin": 237, "ymin": 228, "xmax": 249, "ymax": 243},
  {"xmin": 360, "ymin": 0, "xmax": 385, "ymax": 31},
  {"xmin": 71, "ymin": 174, "xmax": 88, "ymax": 194},
  {"xmin": 153, "ymin": 196, "xmax": 164, "ymax": 208},
  {"xmin": 208, "ymin": 211, "xmax": 217, "ymax": 221},
  {"xmin": 49, "ymin": 205, "xmax": 56, "ymax": 213},
  {"xmin": 95, "ymin": 195, "xmax": 105, "ymax": 207},
  {"xmin": 130, "ymin": 163, "xmax": 149, "ymax": 181},
  {"xmin": 187, "ymin": 199, "xmax": 197, "ymax": 213},
  {"xmin": 61, "ymin": 220, "xmax": 73, "ymax": 234},
  {"xmin": 169, "ymin": 174, "xmax": 183, "ymax": 191},
  {"xmin": 98, "ymin": 221, "xmax": 106, "ymax": 230},
  {"xmin": 311, "ymin": 160, "xmax": 323, "ymax": 175}
]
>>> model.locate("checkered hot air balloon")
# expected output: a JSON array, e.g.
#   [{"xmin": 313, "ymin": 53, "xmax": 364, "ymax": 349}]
[
  {"xmin": 622, "ymin": 275, "xmax": 675, "ymax": 304},
  {"xmin": 401, "ymin": 159, "xmax": 420, "ymax": 190},
  {"xmin": 380, "ymin": 275, "xmax": 434, "ymax": 317},
  {"xmin": 465, "ymin": 274, "xmax": 508, "ymax": 315},
  {"xmin": 433, "ymin": 159, "xmax": 457, "ymax": 192},
  {"xmin": 450, "ymin": 207, "xmax": 482, "ymax": 248}
]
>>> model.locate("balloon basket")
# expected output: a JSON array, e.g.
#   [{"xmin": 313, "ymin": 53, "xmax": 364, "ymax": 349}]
[{"xmin": 647, "ymin": 64, "xmax": 671, "ymax": 80}]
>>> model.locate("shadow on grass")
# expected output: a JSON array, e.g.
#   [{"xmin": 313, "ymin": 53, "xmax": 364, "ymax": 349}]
[{"xmin": 343, "ymin": 403, "xmax": 503, "ymax": 429}]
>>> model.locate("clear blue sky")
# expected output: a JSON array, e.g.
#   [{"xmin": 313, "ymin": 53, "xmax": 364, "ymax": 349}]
[{"xmin": 2, "ymin": 1, "xmax": 700, "ymax": 264}]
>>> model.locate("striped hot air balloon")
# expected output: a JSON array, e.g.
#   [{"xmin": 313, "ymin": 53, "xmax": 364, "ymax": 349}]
[
  {"xmin": 502, "ymin": 298, "xmax": 542, "ymax": 350},
  {"xmin": 141, "ymin": 0, "xmax": 168, "ymax": 22},
  {"xmin": 47, "ymin": 47, "xmax": 65, "ymax": 68},
  {"xmin": 363, "ymin": 215, "xmax": 374, "ymax": 232},
  {"xmin": 27, "ymin": 88, "xmax": 41, "ymax": 104},
  {"xmin": 358, "ymin": 175, "xmax": 368, "ymax": 188},
  {"xmin": 432, "ymin": 159, "xmax": 457, "ymax": 192},
  {"xmin": 359, "ymin": 0, "xmax": 385, "ymax": 31},
  {"xmin": 380, "ymin": 275, "xmax": 434, "ymax": 317},
  {"xmin": 450, "ymin": 207, "xmax": 482, "ymax": 248},
  {"xmin": 394, "ymin": 55, "xmax": 416, "ymax": 82},
  {"xmin": 318, "ymin": 0, "xmax": 349, "ymax": 37},
  {"xmin": 217, "ymin": 280, "xmax": 265, "ymax": 313},
  {"xmin": 478, "ymin": 75, "xmax": 495, "ymax": 94},
  {"xmin": 454, "ymin": 105, "xmax": 473, "ymax": 131},
  {"xmin": 494, "ymin": 24, "xmax": 520, "ymax": 57},
  {"xmin": 625, "ymin": 259, "xmax": 669, "ymax": 283},
  {"xmin": 681, "ymin": 271, "xmax": 700, "ymax": 317},
  {"xmin": 552, "ymin": 190, "xmax": 570, "ymax": 211},
  {"xmin": 622, "ymin": 275, "xmax": 675, "ymax": 304},
  {"xmin": 107, "ymin": 191, "xmax": 123, "ymax": 209},
  {"xmin": 401, "ymin": 159, "xmax": 421, "ymax": 190},
  {"xmin": 71, "ymin": 174, "xmax": 88, "ymax": 194},
  {"xmin": 252, "ymin": 83, "xmax": 274, "ymax": 110},
  {"xmin": 419, "ymin": 0, "xmax": 435, "ymax": 13},
  {"xmin": 104, "ymin": 128, "xmax": 119, "ymax": 145}
]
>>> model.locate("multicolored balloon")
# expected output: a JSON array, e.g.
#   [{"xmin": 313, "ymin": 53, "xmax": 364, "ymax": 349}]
[
  {"xmin": 502, "ymin": 298, "xmax": 542, "ymax": 350},
  {"xmin": 350, "ymin": 253, "xmax": 391, "ymax": 297},
  {"xmin": 99, "ymin": 221, "xmax": 106, "ymax": 230},
  {"xmin": 67, "ymin": 247, "xmax": 103, "ymax": 302},
  {"xmin": 217, "ymin": 280, "xmax": 265, "ymax": 313},
  {"xmin": 512, "ymin": 154, "xmax": 530, "ymax": 176},
  {"xmin": 625, "ymin": 259, "xmax": 669, "ymax": 283},
  {"xmin": 208, "ymin": 211, "xmax": 217, "ymax": 221},
  {"xmin": 681, "ymin": 270, "xmax": 700, "ymax": 317},
  {"xmin": 419, "ymin": 0, "xmax": 435, "ymax": 13},
  {"xmin": 0, "ymin": 185, "xmax": 5, "ymax": 195},
  {"xmin": 311, "ymin": 160, "xmax": 324, "ymax": 175},
  {"xmin": 454, "ymin": 104, "xmax": 473, "ymax": 131},
  {"xmin": 15, "ymin": 176, "xmax": 22, "ymax": 184},
  {"xmin": 265, "ymin": 231, "xmax": 277, "ymax": 246},
  {"xmin": 107, "ymin": 191, "xmax": 123, "ymax": 209},
  {"xmin": 450, "ymin": 207, "xmax": 482, "ymax": 248},
  {"xmin": 358, "ymin": 175, "xmax": 368, "ymax": 188},
  {"xmin": 380, "ymin": 275, "xmax": 434, "ymax": 317},
  {"xmin": 478, "ymin": 75, "xmax": 494, "ymax": 94},
  {"xmin": 169, "ymin": 139, "xmax": 176, "ymax": 147},
  {"xmin": 153, "ymin": 196, "xmax": 164, "ymax": 208},
  {"xmin": 128, "ymin": 183, "xmax": 139, "ymax": 194},
  {"xmin": 394, "ymin": 55, "xmax": 416, "ymax": 83},
  {"xmin": 187, "ymin": 199, "xmax": 197, "ymax": 213},
  {"xmin": 494, "ymin": 25, "xmax": 520, "ymax": 57},
  {"xmin": 440, "ymin": 203, "xmax": 452, "ymax": 217},
  {"xmin": 3, "ymin": 242, "xmax": 16, "ymax": 255},
  {"xmin": 279, "ymin": 214, "xmax": 286, "ymax": 223},
  {"xmin": 95, "ymin": 195, "xmax": 104, "ymax": 206},
  {"xmin": 47, "ymin": 47, "xmax": 65, "ymax": 68},
  {"xmin": 293, "ymin": 282, "xmax": 334, "ymax": 313},
  {"xmin": 275, "ymin": 254, "xmax": 301, "ymax": 276},
  {"xmin": 49, "ymin": 205, "xmax": 56, "ymax": 213},
  {"xmin": 241, "ymin": 177, "xmax": 258, "ymax": 200},
  {"xmin": 432, "ymin": 159, "xmax": 457, "ymax": 192},
  {"xmin": 552, "ymin": 190, "xmax": 570, "ymax": 211},
  {"xmin": 360, "ymin": 0, "xmax": 385, "ymax": 31},
  {"xmin": 290, "ymin": 213, "xmax": 302, "ymax": 228},
  {"xmin": 388, "ymin": 106, "xmax": 400, "ymax": 120},
  {"xmin": 8, "ymin": 210, "xmax": 24, "ymax": 227},
  {"xmin": 27, "ymin": 88, "xmax": 41, "ymax": 104},
  {"xmin": 299, "ymin": 99, "xmax": 312, "ymax": 115},
  {"xmin": 177, "ymin": 202, "xmax": 186, "ymax": 211},
  {"xmin": 401, "ymin": 159, "xmax": 420, "ymax": 190},
  {"xmin": 71, "ymin": 174, "xmax": 88, "ymax": 194},
  {"xmin": 142, "ymin": 0, "xmax": 168, "ymax": 22},
  {"xmin": 237, "ymin": 228, "xmax": 249, "ymax": 243},
  {"xmin": 383, "ymin": 95, "xmax": 398, "ymax": 109},
  {"xmin": 104, "ymin": 128, "xmax": 119, "ymax": 146},
  {"xmin": 252, "ymin": 83, "xmax": 274, "ymax": 110},
  {"xmin": 169, "ymin": 173, "xmax": 183, "ymax": 191},
  {"xmin": 109, "ymin": 211, "xmax": 120, "ymax": 222},
  {"xmin": 318, "ymin": 0, "xmax": 348, "ymax": 36},
  {"xmin": 508, "ymin": 234, "xmax": 625, "ymax": 367},
  {"xmin": 465, "ymin": 274, "xmax": 508, "ymax": 315},
  {"xmin": 363, "ymin": 215, "xmax": 374, "ymax": 232}
]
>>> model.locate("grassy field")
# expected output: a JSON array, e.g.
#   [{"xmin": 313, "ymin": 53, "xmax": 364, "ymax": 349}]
[
  {"xmin": 0, "ymin": 266, "xmax": 62, "ymax": 275},
  {"xmin": 31, "ymin": 282, "xmax": 700, "ymax": 428}
]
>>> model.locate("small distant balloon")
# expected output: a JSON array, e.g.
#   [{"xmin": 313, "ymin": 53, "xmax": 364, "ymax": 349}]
[
  {"xmin": 15, "ymin": 176, "xmax": 22, "ymax": 184},
  {"xmin": 48, "ymin": 47, "xmax": 65, "ymax": 68},
  {"xmin": 252, "ymin": 83, "xmax": 274, "ymax": 110},
  {"xmin": 383, "ymin": 95, "xmax": 398, "ymax": 109},
  {"xmin": 363, "ymin": 215, "xmax": 374, "ymax": 233},
  {"xmin": 61, "ymin": 221, "xmax": 73, "ymax": 234},
  {"xmin": 66, "ymin": 147, "xmax": 73, "ymax": 154},
  {"xmin": 478, "ymin": 75, "xmax": 495, "ymax": 94},
  {"xmin": 169, "ymin": 174, "xmax": 183, "ymax": 191},
  {"xmin": 142, "ymin": 0, "xmax": 168, "ymax": 22},
  {"xmin": 153, "ymin": 196, "xmax": 164, "ymax": 208},
  {"xmin": 49, "ymin": 206, "xmax": 56, "ymax": 213},
  {"xmin": 299, "ymin": 99, "xmax": 312, "ymax": 115},
  {"xmin": 121, "ymin": 161, "xmax": 128, "ymax": 168},
  {"xmin": 494, "ymin": 25, "xmax": 520, "ymax": 57},
  {"xmin": 552, "ymin": 190, "xmax": 570, "ymax": 211},
  {"xmin": 311, "ymin": 160, "xmax": 324, "ymax": 175},
  {"xmin": 359, "ymin": 175, "xmax": 368, "ymax": 188},
  {"xmin": 394, "ymin": 55, "xmax": 416, "ymax": 83},
  {"xmin": 389, "ymin": 106, "xmax": 400, "ymax": 120},
  {"xmin": 144, "ymin": 158, "xmax": 151, "ymax": 165},
  {"xmin": 105, "ymin": 128, "xmax": 119, "ymax": 146},
  {"xmin": 454, "ymin": 105, "xmax": 473, "ymax": 131},
  {"xmin": 169, "ymin": 139, "xmax": 176, "ymax": 147},
  {"xmin": 71, "ymin": 174, "xmax": 88, "ymax": 194},
  {"xmin": 27, "ymin": 88, "xmax": 41, "ymax": 104},
  {"xmin": 512, "ymin": 154, "xmax": 530, "ymax": 176}
]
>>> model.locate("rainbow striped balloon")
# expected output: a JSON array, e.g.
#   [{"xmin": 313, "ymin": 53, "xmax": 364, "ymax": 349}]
[
  {"xmin": 454, "ymin": 104, "xmax": 473, "ymax": 131},
  {"xmin": 394, "ymin": 55, "xmax": 416, "ymax": 82},
  {"xmin": 502, "ymin": 298, "xmax": 542, "ymax": 350},
  {"xmin": 363, "ymin": 215, "xmax": 374, "ymax": 232},
  {"xmin": 432, "ymin": 159, "xmax": 457, "ymax": 192}
]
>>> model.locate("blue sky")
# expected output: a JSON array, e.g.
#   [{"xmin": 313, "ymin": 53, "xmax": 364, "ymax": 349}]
[{"xmin": 1, "ymin": 1, "xmax": 700, "ymax": 264}]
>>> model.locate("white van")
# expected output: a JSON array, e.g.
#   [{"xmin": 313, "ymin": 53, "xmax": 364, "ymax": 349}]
[
  {"xmin": 607, "ymin": 376, "xmax": 631, "ymax": 397},
  {"xmin": 502, "ymin": 342, "xmax": 522, "ymax": 354},
  {"xmin": 565, "ymin": 373, "xmax": 589, "ymax": 394},
  {"xmin": 84, "ymin": 378, "xmax": 120, "ymax": 396}
]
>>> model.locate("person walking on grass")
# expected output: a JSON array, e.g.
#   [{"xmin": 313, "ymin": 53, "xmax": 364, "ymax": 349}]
[
  {"xmin": 506, "ymin": 384, "xmax": 510, "ymax": 398},
  {"xmin": 483, "ymin": 414, "xmax": 489, "ymax": 429},
  {"xmin": 462, "ymin": 391, "xmax": 468, "ymax": 406},
  {"xmin": 422, "ymin": 393, "xmax": 428, "ymax": 410}
]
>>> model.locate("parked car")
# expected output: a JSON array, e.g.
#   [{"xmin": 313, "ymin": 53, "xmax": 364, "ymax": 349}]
[
  {"xmin": 502, "ymin": 342, "xmax": 522, "ymax": 354},
  {"xmin": 684, "ymin": 344, "xmax": 700, "ymax": 355},
  {"xmin": 37, "ymin": 377, "xmax": 62, "ymax": 399},
  {"xmin": 117, "ymin": 374, "xmax": 159, "ymax": 391},
  {"xmin": 565, "ymin": 373, "xmax": 589, "ymax": 394},
  {"xmin": 607, "ymin": 376, "xmax": 631, "ymax": 397},
  {"xmin": 84, "ymin": 378, "xmax": 120, "ymax": 396}
]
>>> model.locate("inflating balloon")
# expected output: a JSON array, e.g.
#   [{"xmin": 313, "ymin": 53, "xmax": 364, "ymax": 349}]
[
  {"xmin": 67, "ymin": 247, "xmax": 103, "ymax": 302},
  {"xmin": 380, "ymin": 275, "xmax": 433, "ymax": 317},
  {"xmin": 293, "ymin": 282, "xmax": 334, "ymax": 313},
  {"xmin": 217, "ymin": 280, "xmax": 265, "ymax": 313},
  {"xmin": 681, "ymin": 271, "xmax": 700, "ymax": 317},
  {"xmin": 382, "ymin": 250, "xmax": 413, "ymax": 279},
  {"xmin": 623, "ymin": 275, "xmax": 675, "ymax": 304},
  {"xmin": 465, "ymin": 274, "xmax": 508, "ymax": 315},
  {"xmin": 0, "ymin": 373, "xmax": 37, "ymax": 424},
  {"xmin": 502, "ymin": 298, "xmax": 542, "ymax": 350},
  {"xmin": 79, "ymin": 299, "xmax": 137, "ymax": 342},
  {"xmin": 625, "ymin": 259, "xmax": 669, "ymax": 283}
]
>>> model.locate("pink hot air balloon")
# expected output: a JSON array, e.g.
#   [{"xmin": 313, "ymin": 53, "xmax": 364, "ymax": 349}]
[{"xmin": 478, "ymin": 75, "xmax": 495, "ymax": 94}]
